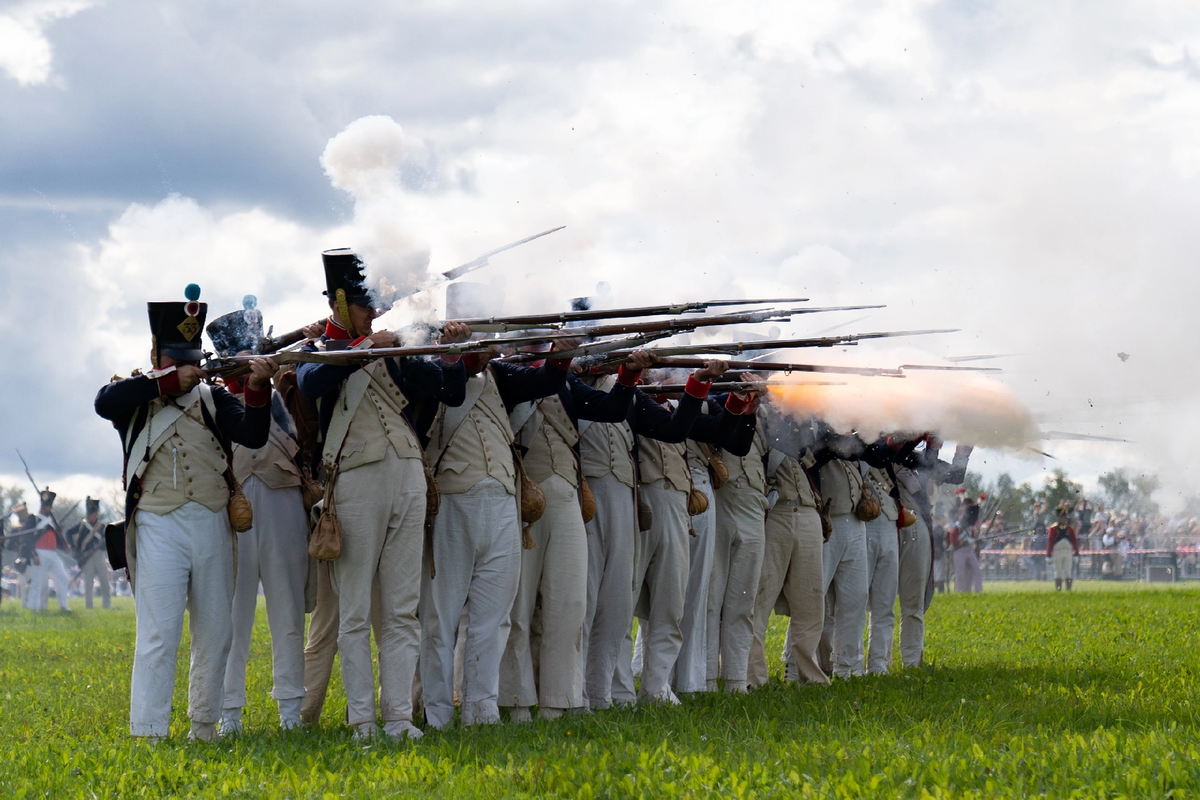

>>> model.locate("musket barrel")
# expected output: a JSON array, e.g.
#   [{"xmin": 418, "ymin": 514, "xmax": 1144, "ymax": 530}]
[
  {"xmin": 649, "ymin": 356, "xmax": 904, "ymax": 377},
  {"xmin": 456, "ymin": 298, "xmax": 812, "ymax": 331}
]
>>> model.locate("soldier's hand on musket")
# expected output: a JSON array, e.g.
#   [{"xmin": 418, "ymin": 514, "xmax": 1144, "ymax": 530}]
[
  {"xmin": 439, "ymin": 321, "xmax": 471, "ymax": 345},
  {"xmin": 301, "ymin": 322, "xmax": 325, "ymax": 339},
  {"xmin": 549, "ymin": 336, "xmax": 583, "ymax": 354},
  {"xmin": 693, "ymin": 359, "xmax": 729, "ymax": 383},
  {"xmin": 246, "ymin": 357, "xmax": 279, "ymax": 391},
  {"xmin": 626, "ymin": 350, "xmax": 656, "ymax": 372},
  {"xmin": 174, "ymin": 365, "xmax": 207, "ymax": 395},
  {"xmin": 367, "ymin": 330, "xmax": 400, "ymax": 348},
  {"xmin": 736, "ymin": 371, "xmax": 766, "ymax": 398}
]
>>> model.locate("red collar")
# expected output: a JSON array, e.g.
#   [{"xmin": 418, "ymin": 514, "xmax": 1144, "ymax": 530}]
[{"xmin": 325, "ymin": 317, "xmax": 351, "ymax": 340}]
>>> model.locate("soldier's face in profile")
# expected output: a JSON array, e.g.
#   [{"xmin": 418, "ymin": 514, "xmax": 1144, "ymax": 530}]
[{"xmin": 347, "ymin": 303, "xmax": 377, "ymax": 336}]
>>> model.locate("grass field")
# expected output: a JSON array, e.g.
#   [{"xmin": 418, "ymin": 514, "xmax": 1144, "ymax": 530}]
[{"xmin": 2, "ymin": 582, "xmax": 1198, "ymax": 798}]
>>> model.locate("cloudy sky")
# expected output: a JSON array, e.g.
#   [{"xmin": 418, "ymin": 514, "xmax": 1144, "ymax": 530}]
[{"xmin": 2, "ymin": 0, "xmax": 1198, "ymax": 511}]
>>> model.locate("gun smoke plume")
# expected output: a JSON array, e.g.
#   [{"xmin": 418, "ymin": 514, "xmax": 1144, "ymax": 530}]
[
  {"xmin": 321, "ymin": 115, "xmax": 433, "ymax": 312},
  {"xmin": 767, "ymin": 371, "xmax": 1039, "ymax": 450}
]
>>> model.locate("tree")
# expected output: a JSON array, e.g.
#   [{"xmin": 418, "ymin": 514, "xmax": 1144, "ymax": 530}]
[
  {"xmin": 1098, "ymin": 468, "xmax": 1161, "ymax": 516},
  {"xmin": 0, "ymin": 484, "xmax": 25, "ymax": 517}
]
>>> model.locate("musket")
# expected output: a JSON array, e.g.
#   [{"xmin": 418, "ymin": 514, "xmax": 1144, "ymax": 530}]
[
  {"xmin": 441, "ymin": 226, "xmax": 566, "ymax": 281},
  {"xmin": 896, "ymin": 364, "xmax": 1002, "ymax": 372},
  {"xmin": 203, "ymin": 331, "xmax": 587, "ymax": 377},
  {"xmin": 975, "ymin": 526, "xmax": 1035, "ymax": 543},
  {"xmin": 259, "ymin": 319, "xmax": 328, "ymax": 353},
  {"xmin": 638, "ymin": 380, "xmax": 845, "ymax": 394},
  {"xmin": 464, "ymin": 302, "xmax": 879, "ymax": 334},
  {"xmin": 459, "ymin": 297, "xmax": 813, "ymax": 333},
  {"xmin": 582, "ymin": 329, "xmax": 958, "ymax": 363},
  {"xmin": 15, "ymin": 449, "xmax": 41, "ymax": 498},
  {"xmin": 500, "ymin": 306, "xmax": 888, "ymax": 363},
  {"xmin": 645, "ymin": 356, "xmax": 905, "ymax": 378}
]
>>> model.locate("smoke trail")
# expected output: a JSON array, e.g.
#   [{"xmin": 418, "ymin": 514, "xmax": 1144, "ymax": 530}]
[
  {"xmin": 767, "ymin": 371, "xmax": 1039, "ymax": 449},
  {"xmin": 321, "ymin": 115, "xmax": 431, "ymax": 310}
]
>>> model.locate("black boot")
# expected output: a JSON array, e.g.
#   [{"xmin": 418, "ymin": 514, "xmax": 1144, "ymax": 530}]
[
  {"xmin": 1066, "ymin": 579, "xmax": 1072, "ymax": 591},
  {"xmin": 1055, "ymin": 579, "xmax": 1062, "ymax": 591}
]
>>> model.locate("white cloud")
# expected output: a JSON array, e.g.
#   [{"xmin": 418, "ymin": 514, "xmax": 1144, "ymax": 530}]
[{"xmin": 0, "ymin": 0, "xmax": 94, "ymax": 86}]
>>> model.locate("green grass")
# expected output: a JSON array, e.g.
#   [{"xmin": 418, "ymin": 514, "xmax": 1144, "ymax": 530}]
[{"xmin": 2, "ymin": 584, "xmax": 1198, "ymax": 798}]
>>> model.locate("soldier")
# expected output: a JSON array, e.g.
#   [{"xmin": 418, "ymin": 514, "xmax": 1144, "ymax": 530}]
[
  {"xmin": 27, "ymin": 490, "xmax": 71, "ymax": 612},
  {"xmin": 705, "ymin": 404, "xmax": 769, "ymax": 693},
  {"xmin": 498, "ymin": 350, "xmax": 648, "ymax": 721},
  {"xmin": 673, "ymin": 402, "xmax": 722, "ymax": 697},
  {"xmin": 891, "ymin": 437, "xmax": 970, "ymax": 667},
  {"xmin": 576, "ymin": 364, "xmax": 715, "ymax": 710},
  {"xmin": 951, "ymin": 496, "xmax": 983, "ymax": 593},
  {"xmin": 66, "ymin": 497, "xmax": 110, "ymax": 609},
  {"xmin": 418, "ymin": 336, "xmax": 578, "ymax": 730},
  {"xmin": 297, "ymin": 249, "xmax": 470, "ymax": 740},
  {"xmin": 748, "ymin": 412, "xmax": 829, "ymax": 688},
  {"xmin": 94, "ymin": 284, "xmax": 278, "ymax": 740},
  {"xmin": 630, "ymin": 375, "xmax": 756, "ymax": 705},
  {"xmin": 207, "ymin": 305, "xmax": 312, "ymax": 735},
  {"xmin": 862, "ymin": 464, "xmax": 901, "ymax": 674},
  {"xmin": 8, "ymin": 501, "xmax": 45, "ymax": 610},
  {"xmin": 1047, "ymin": 509, "xmax": 1079, "ymax": 591},
  {"xmin": 813, "ymin": 429, "xmax": 892, "ymax": 679}
]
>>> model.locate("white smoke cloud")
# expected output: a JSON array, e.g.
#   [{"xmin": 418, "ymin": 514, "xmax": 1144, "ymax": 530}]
[
  {"xmin": 320, "ymin": 115, "xmax": 433, "ymax": 309},
  {"xmin": 0, "ymin": 0, "xmax": 94, "ymax": 86}
]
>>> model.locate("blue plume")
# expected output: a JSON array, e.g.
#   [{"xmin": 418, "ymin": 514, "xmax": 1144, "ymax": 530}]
[
  {"xmin": 242, "ymin": 294, "xmax": 257, "ymax": 310},
  {"xmin": 184, "ymin": 284, "xmax": 201, "ymax": 301}
]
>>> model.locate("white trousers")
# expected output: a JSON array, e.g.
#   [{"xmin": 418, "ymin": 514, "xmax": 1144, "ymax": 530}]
[
  {"xmin": 1052, "ymin": 539, "xmax": 1074, "ymax": 580},
  {"xmin": 223, "ymin": 478, "xmax": 309, "ymax": 713},
  {"xmin": 30, "ymin": 549, "xmax": 70, "ymax": 611},
  {"xmin": 896, "ymin": 519, "xmax": 931, "ymax": 668},
  {"xmin": 420, "ymin": 478, "xmax": 520, "ymax": 729},
  {"xmin": 129, "ymin": 503, "xmax": 235, "ymax": 737},
  {"xmin": 333, "ymin": 450, "xmax": 425, "ymax": 727},
  {"xmin": 749, "ymin": 502, "xmax": 828, "ymax": 686},
  {"xmin": 582, "ymin": 473, "xmax": 637, "ymax": 709},
  {"xmin": 674, "ymin": 468, "xmax": 715, "ymax": 693},
  {"xmin": 954, "ymin": 547, "xmax": 982, "ymax": 593},
  {"xmin": 821, "ymin": 513, "xmax": 868, "ymax": 678},
  {"xmin": 707, "ymin": 476, "xmax": 767, "ymax": 690},
  {"xmin": 631, "ymin": 481, "xmax": 690, "ymax": 701},
  {"xmin": 301, "ymin": 563, "xmax": 381, "ymax": 724},
  {"xmin": 864, "ymin": 516, "xmax": 899, "ymax": 675},
  {"xmin": 500, "ymin": 474, "xmax": 588, "ymax": 711},
  {"xmin": 78, "ymin": 553, "xmax": 111, "ymax": 609}
]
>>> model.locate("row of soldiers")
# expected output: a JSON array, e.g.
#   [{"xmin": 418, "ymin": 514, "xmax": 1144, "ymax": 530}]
[
  {"xmin": 3, "ymin": 493, "xmax": 111, "ymax": 611},
  {"xmin": 93, "ymin": 251, "xmax": 972, "ymax": 741}
]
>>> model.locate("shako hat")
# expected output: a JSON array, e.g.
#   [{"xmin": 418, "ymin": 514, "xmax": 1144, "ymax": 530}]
[
  {"xmin": 206, "ymin": 295, "xmax": 264, "ymax": 357},
  {"xmin": 39, "ymin": 488, "xmax": 56, "ymax": 508},
  {"xmin": 149, "ymin": 284, "xmax": 207, "ymax": 362},
  {"xmin": 85, "ymin": 496, "xmax": 101, "ymax": 514},
  {"xmin": 322, "ymin": 249, "xmax": 373, "ymax": 308}
]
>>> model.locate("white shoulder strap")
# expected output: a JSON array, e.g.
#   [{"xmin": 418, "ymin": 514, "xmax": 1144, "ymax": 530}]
[
  {"xmin": 766, "ymin": 448, "xmax": 787, "ymax": 478},
  {"xmin": 508, "ymin": 400, "xmax": 540, "ymax": 436},
  {"xmin": 124, "ymin": 388, "xmax": 201, "ymax": 486},
  {"xmin": 199, "ymin": 382, "xmax": 217, "ymax": 422},
  {"xmin": 321, "ymin": 369, "xmax": 371, "ymax": 465}
]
